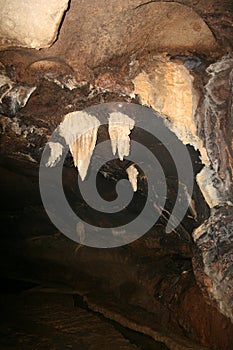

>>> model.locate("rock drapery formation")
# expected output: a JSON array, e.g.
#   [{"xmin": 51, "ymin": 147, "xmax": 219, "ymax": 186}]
[
  {"xmin": 59, "ymin": 111, "xmax": 100, "ymax": 180},
  {"xmin": 0, "ymin": 1, "xmax": 233, "ymax": 349}
]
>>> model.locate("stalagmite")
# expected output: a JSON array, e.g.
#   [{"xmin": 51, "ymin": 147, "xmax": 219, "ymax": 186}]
[
  {"xmin": 59, "ymin": 111, "xmax": 100, "ymax": 180},
  {"xmin": 108, "ymin": 112, "xmax": 134, "ymax": 161},
  {"xmin": 126, "ymin": 164, "xmax": 139, "ymax": 192}
]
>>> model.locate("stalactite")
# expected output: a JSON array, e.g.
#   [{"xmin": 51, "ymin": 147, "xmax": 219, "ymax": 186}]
[
  {"xmin": 126, "ymin": 164, "xmax": 138, "ymax": 192},
  {"xmin": 108, "ymin": 112, "xmax": 134, "ymax": 161},
  {"xmin": 59, "ymin": 111, "xmax": 100, "ymax": 180},
  {"xmin": 46, "ymin": 142, "xmax": 64, "ymax": 167}
]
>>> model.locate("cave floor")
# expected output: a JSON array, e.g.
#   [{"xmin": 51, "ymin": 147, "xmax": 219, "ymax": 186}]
[{"xmin": 0, "ymin": 279, "xmax": 167, "ymax": 350}]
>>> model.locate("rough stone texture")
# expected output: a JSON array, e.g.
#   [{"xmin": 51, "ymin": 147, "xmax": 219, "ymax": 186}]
[
  {"xmin": 0, "ymin": 292, "xmax": 142, "ymax": 350},
  {"xmin": 197, "ymin": 56, "xmax": 233, "ymax": 207},
  {"xmin": 0, "ymin": 0, "xmax": 223, "ymax": 79},
  {"xmin": 0, "ymin": 65, "xmax": 36, "ymax": 116},
  {"xmin": 133, "ymin": 56, "xmax": 233, "ymax": 210},
  {"xmin": 133, "ymin": 55, "xmax": 233, "ymax": 322},
  {"xmin": 0, "ymin": 0, "xmax": 231, "ymax": 83},
  {"xmin": 0, "ymin": 0, "xmax": 69, "ymax": 49},
  {"xmin": 49, "ymin": 0, "xmax": 218, "ymax": 68},
  {"xmin": 133, "ymin": 59, "xmax": 209, "ymax": 163},
  {"xmin": 0, "ymin": 51, "xmax": 232, "ymax": 329},
  {"xmin": 0, "ymin": 0, "xmax": 232, "ymax": 347},
  {"xmin": 0, "ymin": 61, "xmax": 232, "ymax": 348},
  {"xmin": 191, "ymin": 56, "xmax": 233, "ymax": 322},
  {"xmin": 193, "ymin": 206, "xmax": 233, "ymax": 323},
  {"xmin": 3, "ymin": 1, "xmax": 217, "ymax": 54},
  {"xmin": 25, "ymin": 59, "xmax": 81, "ymax": 90},
  {"xmin": 169, "ymin": 0, "xmax": 233, "ymax": 51}
]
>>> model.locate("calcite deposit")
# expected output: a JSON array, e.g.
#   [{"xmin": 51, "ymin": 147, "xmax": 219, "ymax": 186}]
[{"xmin": 108, "ymin": 112, "xmax": 135, "ymax": 161}]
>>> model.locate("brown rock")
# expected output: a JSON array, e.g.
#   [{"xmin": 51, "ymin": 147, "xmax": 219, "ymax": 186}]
[
  {"xmin": 50, "ymin": 0, "xmax": 218, "ymax": 68},
  {"xmin": 193, "ymin": 206, "xmax": 233, "ymax": 323}
]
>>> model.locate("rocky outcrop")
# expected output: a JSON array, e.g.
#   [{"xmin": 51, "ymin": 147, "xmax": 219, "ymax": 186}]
[
  {"xmin": 192, "ymin": 57, "xmax": 233, "ymax": 322},
  {"xmin": 193, "ymin": 206, "xmax": 233, "ymax": 323},
  {"xmin": 133, "ymin": 59, "xmax": 207, "ymax": 161},
  {"xmin": 0, "ymin": 0, "xmax": 69, "ymax": 49},
  {"xmin": 0, "ymin": 0, "xmax": 226, "ymax": 78},
  {"xmin": 134, "ymin": 54, "xmax": 233, "ymax": 322}
]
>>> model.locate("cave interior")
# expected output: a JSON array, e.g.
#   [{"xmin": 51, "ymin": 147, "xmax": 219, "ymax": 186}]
[{"xmin": 0, "ymin": 1, "xmax": 233, "ymax": 349}]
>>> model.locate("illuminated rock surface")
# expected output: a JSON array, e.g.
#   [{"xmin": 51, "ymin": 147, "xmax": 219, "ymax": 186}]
[
  {"xmin": 0, "ymin": 1, "xmax": 232, "ymax": 349},
  {"xmin": 0, "ymin": 0, "xmax": 69, "ymax": 49}
]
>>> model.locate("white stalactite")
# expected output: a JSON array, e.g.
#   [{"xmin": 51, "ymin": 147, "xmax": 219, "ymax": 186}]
[
  {"xmin": 126, "ymin": 164, "xmax": 139, "ymax": 192},
  {"xmin": 108, "ymin": 112, "xmax": 134, "ymax": 161},
  {"xmin": 46, "ymin": 142, "xmax": 63, "ymax": 167},
  {"xmin": 59, "ymin": 111, "xmax": 100, "ymax": 180}
]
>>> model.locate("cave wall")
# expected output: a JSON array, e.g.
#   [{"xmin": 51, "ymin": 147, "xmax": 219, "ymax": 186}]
[{"xmin": 0, "ymin": 1, "xmax": 233, "ymax": 349}]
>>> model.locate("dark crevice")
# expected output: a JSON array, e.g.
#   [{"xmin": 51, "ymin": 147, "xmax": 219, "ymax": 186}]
[
  {"xmin": 73, "ymin": 293, "xmax": 169, "ymax": 350},
  {"xmin": 52, "ymin": 0, "xmax": 72, "ymax": 46}
]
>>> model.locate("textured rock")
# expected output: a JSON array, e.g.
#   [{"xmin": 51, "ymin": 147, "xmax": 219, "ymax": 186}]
[
  {"xmin": 0, "ymin": 62, "xmax": 36, "ymax": 117},
  {"xmin": 197, "ymin": 56, "xmax": 233, "ymax": 207},
  {"xmin": 133, "ymin": 55, "xmax": 233, "ymax": 323},
  {"xmin": 48, "ymin": 0, "xmax": 218, "ymax": 69},
  {"xmin": 193, "ymin": 206, "xmax": 233, "ymax": 323},
  {"xmin": 26, "ymin": 59, "xmax": 80, "ymax": 90},
  {"xmin": 192, "ymin": 56, "xmax": 233, "ymax": 322},
  {"xmin": 133, "ymin": 60, "xmax": 209, "ymax": 164},
  {"xmin": 0, "ymin": 70, "xmax": 232, "ymax": 348},
  {"xmin": 0, "ymin": 292, "xmax": 141, "ymax": 350},
  {"xmin": 0, "ymin": 1, "xmax": 232, "ymax": 346},
  {"xmin": 0, "ymin": 0, "xmax": 232, "ymax": 80},
  {"xmin": 0, "ymin": 0, "xmax": 69, "ymax": 49},
  {"xmin": 133, "ymin": 56, "xmax": 233, "ymax": 211}
]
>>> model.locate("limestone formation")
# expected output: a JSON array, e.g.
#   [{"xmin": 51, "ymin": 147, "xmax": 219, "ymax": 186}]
[
  {"xmin": 47, "ymin": 0, "xmax": 219, "ymax": 69},
  {"xmin": 0, "ymin": 64, "xmax": 36, "ymax": 116},
  {"xmin": 126, "ymin": 164, "xmax": 139, "ymax": 192},
  {"xmin": 108, "ymin": 112, "xmax": 135, "ymax": 161},
  {"xmin": 0, "ymin": 0, "xmax": 69, "ymax": 49},
  {"xmin": 46, "ymin": 142, "xmax": 64, "ymax": 168},
  {"xmin": 26, "ymin": 59, "xmax": 80, "ymax": 90},
  {"xmin": 0, "ymin": 1, "xmax": 233, "ymax": 348},
  {"xmin": 59, "ymin": 112, "xmax": 100, "ymax": 181},
  {"xmin": 133, "ymin": 60, "xmax": 206, "ymax": 159}
]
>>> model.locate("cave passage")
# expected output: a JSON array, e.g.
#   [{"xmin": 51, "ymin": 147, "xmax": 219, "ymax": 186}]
[
  {"xmin": 0, "ymin": 0, "xmax": 233, "ymax": 347},
  {"xmin": 0, "ymin": 86, "xmax": 214, "ymax": 350}
]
